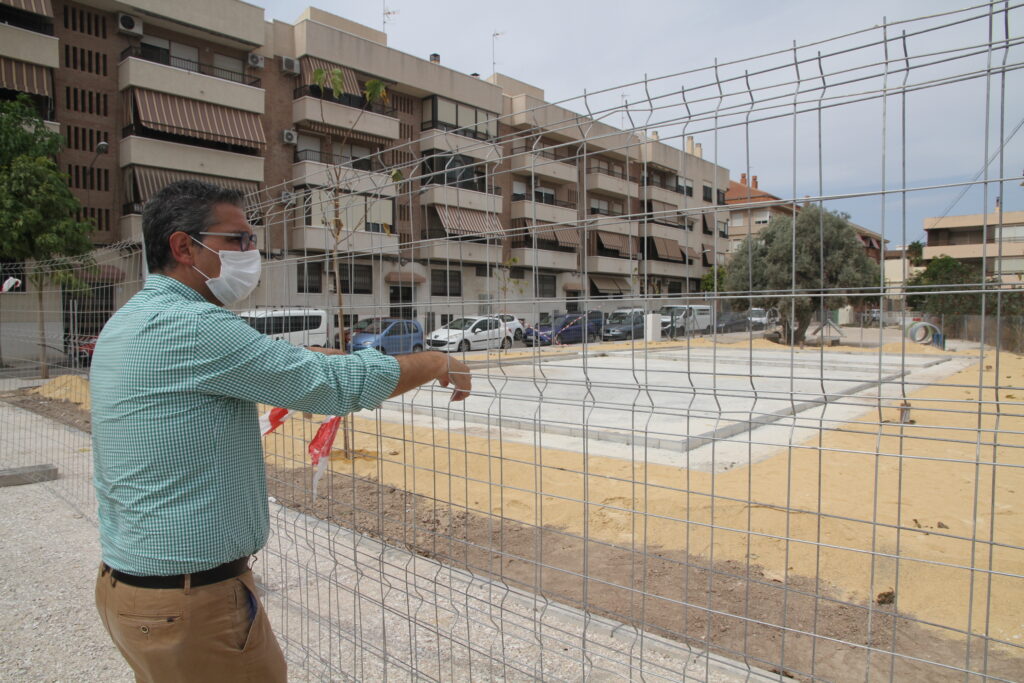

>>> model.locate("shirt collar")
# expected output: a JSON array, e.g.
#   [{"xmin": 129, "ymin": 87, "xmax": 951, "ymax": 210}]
[{"xmin": 145, "ymin": 274, "xmax": 208, "ymax": 303}]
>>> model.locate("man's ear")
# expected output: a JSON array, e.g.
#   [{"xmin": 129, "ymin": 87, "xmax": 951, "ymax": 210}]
[{"xmin": 167, "ymin": 231, "xmax": 198, "ymax": 268}]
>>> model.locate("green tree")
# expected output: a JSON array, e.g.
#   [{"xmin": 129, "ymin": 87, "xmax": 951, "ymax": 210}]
[
  {"xmin": 701, "ymin": 265, "xmax": 726, "ymax": 293},
  {"xmin": 725, "ymin": 205, "xmax": 880, "ymax": 345},
  {"xmin": 905, "ymin": 255, "xmax": 982, "ymax": 316},
  {"xmin": 906, "ymin": 240, "xmax": 924, "ymax": 267},
  {"xmin": 0, "ymin": 96, "xmax": 93, "ymax": 375}
]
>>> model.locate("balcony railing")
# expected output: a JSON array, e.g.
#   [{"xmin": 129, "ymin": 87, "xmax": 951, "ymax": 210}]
[
  {"xmin": 293, "ymin": 148, "xmax": 386, "ymax": 172},
  {"xmin": 121, "ymin": 46, "xmax": 260, "ymax": 87},
  {"xmin": 122, "ymin": 202, "xmax": 144, "ymax": 215},
  {"xmin": 643, "ymin": 176, "xmax": 682, "ymax": 193},
  {"xmin": 293, "ymin": 84, "xmax": 395, "ymax": 118},
  {"xmin": 511, "ymin": 193, "xmax": 576, "ymax": 209},
  {"xmin": 586, "ymin": 165, "xmax": 637, "ymax": 182},
  {"xmin": 420, "ymin": 120, "xmax": 496, "ymax": 142},
  {"xmin": 122, "ymin": 124, "xmax": 262, "ymax": 155},
  {"xmin": 424, "ymin": 179, "xmax": 502, "ymax": 196},
  {"xmin": 511, "ymin": 144, "xmax": 577, "ymax": 164},
  {"xmin": 589, "ymin": 206, "xmax": 625, "ymax": 217}
]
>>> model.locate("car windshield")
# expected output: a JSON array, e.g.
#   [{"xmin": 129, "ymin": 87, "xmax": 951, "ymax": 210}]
[
  {"xmin": 444, "ymin": 318, "xmax": 476, "ymax": 331},
  {"xmin": 748, "ymin": 308, "xmax": 765, "ymax": 317},
  {"xmin": 607, "ymin": 312, "xmax": 632, "ymax": 324},
  {"xmin": 538, "ymin": 313, "xmax": 553, "ymax": 325},
  {"xmin": 659, "ymin": 306, "xmax": 686, "ymax": 317},
  {"xmin": 353, "ymin": 319, "xmax": 379, "ymax": 331},
  {"xmin": 354, "ymin": 321, "xmax": 386, "ymax": 334}
]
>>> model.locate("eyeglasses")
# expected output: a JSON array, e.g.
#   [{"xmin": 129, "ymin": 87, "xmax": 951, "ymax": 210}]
[{"xmin": 195, "ymin": 231, "xmax": 258, "ymax": 251}]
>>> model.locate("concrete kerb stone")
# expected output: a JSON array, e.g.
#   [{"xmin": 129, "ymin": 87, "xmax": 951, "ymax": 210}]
[{"xmin": 0, "ymin": 463, "xmax": 59, "ymax": 487}]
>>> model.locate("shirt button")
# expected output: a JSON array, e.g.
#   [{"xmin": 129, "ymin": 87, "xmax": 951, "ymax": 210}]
[{"xmin": 140, "ymin": 626, "xmax": 149, "ymax": 634}]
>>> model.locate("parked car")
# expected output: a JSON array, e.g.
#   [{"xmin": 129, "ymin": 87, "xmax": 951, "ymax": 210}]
[
  {"xmin": 347, "ymin": 318, "xmax": 424, "ymax": 355},
  {"xmin": 602, "ymin": 310, "xmax": 646, "ymax": 341},
  {"xmin": 496, "ymin": 313, "xmax": 525, "ymax": 342},
  {"xmin": 714, "ymin": 310, "xmax": 751, "ymax": 333},
  {"xmin": 239, "ymin": 308, "xmax": 331, "ymax": 347},
  {"xmin": 747, "ymin": 307, "xmax": 778, "ymax": 330},
  {"xmin": 426, "ymin": 316, "xmax": 512, "ymax": 352},
  {"xmin": 525, "ymin": 311, "xmax": 603, "ymax": 346}
]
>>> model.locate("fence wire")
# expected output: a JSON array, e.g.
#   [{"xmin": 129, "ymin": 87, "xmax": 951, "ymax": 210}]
[{"xmin": 2, "ymin": 3, "xmax": 1023, "ymax": 682}]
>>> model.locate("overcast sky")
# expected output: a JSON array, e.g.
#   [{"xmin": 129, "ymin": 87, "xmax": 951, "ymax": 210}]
[{"xmin": 259, "ymin": 0, "xmax": 1022, "ymax": 245}]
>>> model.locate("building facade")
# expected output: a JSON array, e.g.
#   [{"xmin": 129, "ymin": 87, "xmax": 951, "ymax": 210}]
[
  {"xmin": 1, "ymin": 0, "xmax": 730, "ymax": 352},
  {"xmin": 922, "ymin": 209, "xmax": 1024, "ymax": 282}
]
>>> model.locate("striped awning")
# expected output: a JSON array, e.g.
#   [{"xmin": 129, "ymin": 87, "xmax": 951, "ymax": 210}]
[
  {"xmin": 296, "ymin": 121, "xmax": 390, "ymax": 147},
  {"xmin": 680, "ymin": 245, "xmax": 699, "ymax": 262},
  {"xmin": 562, "ymin": 281, "xmax": 583, "ymax": 292},
  {"xmin": 651, "ymin": 236, "xmax": 685, "ymax": 262},
  {"xmin": 552, "ymin": 227, "xmax": 581, "ymax": 247},
  {"xmin": 435, "ymin": 206, "xmax": 503, "ymax": 237},
  {"xmin": 130, "ymin": 166, "xmax": 259, "ymax": 203},
  {"xmin": 0, "ymin": 57, "xmax": 50, "ymax": 97},
  {"xmin": 300, "ymin": 56, "xmax": 359, "ymax": 97},
  {"xmin": 0, "ymin": 0, "xmax": 53, "ymax": 17},
  {"xmin": 597, "ymin": 231, "xmax": 634, "ymax": 256},
  {"xmin": 590, "ymin": 275, "xmax": 629, "ymax": 294},
  {"xmin": 131, "ymin": 89, "xmax": 265, "ymax": 148}
]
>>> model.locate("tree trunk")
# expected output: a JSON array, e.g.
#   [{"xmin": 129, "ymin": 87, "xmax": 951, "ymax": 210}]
[
  {"xmin": 792, "ymin": 315, "xmax": 813, "ymax": 346},
  {"xmin": 36, "ymin": 284, "xmax": 48, "ymax": 379}
]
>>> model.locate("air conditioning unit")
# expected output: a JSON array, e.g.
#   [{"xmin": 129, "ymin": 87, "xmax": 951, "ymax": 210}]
[
  {"xmin": 280, "ymin": 56, "xmax": 300, "ymax": 76},
  {"xmin": 247, "ymin": 53, "xmax": 265, "ymax": 69},
  {"xmin": 280, "ymin": 191, "xmax": 296, "ymax": 206},
  {"xmin": 117, "ymin": 13, "xmax": 143, "ymax": 37},
  {"xmin": 282, "ymin": 129, "xmax": 298, "ymax": 145}
]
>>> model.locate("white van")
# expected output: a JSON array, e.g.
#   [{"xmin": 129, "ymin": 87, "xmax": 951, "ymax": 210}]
[
  {"xmin": 660, "ymin": 305, "xmax": 712, "ymax": 336},
  {"xmin": 238, "ymin": 308, "xmax": 331, "ymax": 347}
]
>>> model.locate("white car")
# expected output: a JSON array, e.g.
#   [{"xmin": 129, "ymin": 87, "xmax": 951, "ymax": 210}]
[
  {"xmin": 426, "ymin": 316, "xmax": 513, "ymax": 352},
  {"xmin": 496, "ymin": 314, "xmax": 525, "ymax": 342}
]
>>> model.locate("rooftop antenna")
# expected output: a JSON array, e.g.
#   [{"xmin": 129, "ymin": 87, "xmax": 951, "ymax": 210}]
[
  {"xmin": 382, "ymin": 1, "xmax": 398, "ymax": 32},
  {"xmin": 491, "ymin": 30, "xmax": 504, "ymax": 75}
]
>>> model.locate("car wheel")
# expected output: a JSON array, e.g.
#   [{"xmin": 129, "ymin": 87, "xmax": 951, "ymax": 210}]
[
  {"xmin": 412, "ymin": 344, "xmax": 423, "ymax": 353},
  {"xmin": 458, "ymin": 340, "xmax": 471, "ymax": 352},
  {"xmin": 500, "ymin": 337, "xmax": 512, "ymax": 350},
  {"xmin": 514, "ymin": 329, "xmax": 523, "ymax": 341}
]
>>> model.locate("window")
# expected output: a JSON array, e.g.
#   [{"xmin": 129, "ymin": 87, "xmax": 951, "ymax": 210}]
[
  {"xmin": 535, "ymin": 273, "xmax": 556, "ymax": 298},
  {"xmin": 337, "ymin": 263, "xmax": 372, "ymax": 294},
  {"xmin": 333, "ymin": 142, "xmax": 373, "ymax": 169},
  {"xmin": 716, "ymin": 189, "xmax": 727, "ymax": 206},
  {"xmin": 212, "ymin": 53, "xmax": 244, "ymax": 83},
  {"xmin": 421, "ymin": 95, "xmax": 498, "ymax": 140},
  {"xmin": 509, "ymin": 267, "xmax": 525, "ymax": 280},
  {"xmin": 718, "ymin": 220, "xmax": 729, "ymax": 238},
  {"xmin": 702, "ymin": 185, "xmax": 713, "ymax": 203},
  {"xmin": 431, "ymin": 269, "xmax": 462, "ymax": 297},
  {"xmin": 421, "ymin": 150, "xmax": 487, "ymax": 192},
  {"xmin": 298, "ymin": 261, "xmax": 323, "ymax": 293},
  {"xmin": 678, "ymin": 177, "xmax": 694, "ymax": 197},
  {"xmin": 475, "ymin": 265, "xmax": 492, "ymax": 277}
]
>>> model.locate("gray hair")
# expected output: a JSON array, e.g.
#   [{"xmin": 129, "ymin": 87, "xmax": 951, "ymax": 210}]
[{"xmin": 142, "ymin": 180, "xmax": 245, "ymax": 273}]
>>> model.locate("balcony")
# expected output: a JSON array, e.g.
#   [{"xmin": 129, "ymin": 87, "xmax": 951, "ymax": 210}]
[
  {"xmin": 418, "ymin": 129, "xmax": 502, "ymax": 163},
  {"xmin": 119, "ymin": 54, "xmax": 264, "ymax": 114},
  {"xmin": 584, "ymin": 255, "xmax": 635, "ymax": 276},
  {"xmin": 0, "ymin": 22, "xmax": 58, "ymax": 68},
  {"xmin": 510, "ymin": 247, "xmax": 577, "ymax": 271},
  {"xmin": 420, "ymin": 184, "xmax": 501, "ymax": 213},
  {"xmin": 419, "ymin": 239, "xmax": 501, "ymax": 264},
  {"xmin": 642, "ymin": 183, "xmax": 683, "ymax": 207},
  {"xmin": 510, "ymin": 147, "xmax": 577, "ymax": 184},
  {"xmin": 119, "ymin": 136, "xmax": 264, "ymax": 182},
  {"xmin": 119, "ymin": 213, "xmax": 143, "ymax": 243},
  {"xmin": 586, "ymin": 167, "xmax": 639, "ymax": 198},
  {"xmin": 290, "ymin": 225, "xmax": 399, "ymax": 255},
  {"xmin": 511, "ymin": 196, "xmax": 577, "ymax": 225},
  {"xmin": 640, "ymin": 260, "xmax": 688, "ymax": 277},
  {"xmin": 924, "ymin": 241, "xmax": 1024, "ymax": 262},
  {"xmin": 293, "ymin": 93, "xmax": 400, "ymax": 140},
  {"xmin": 292, "ymin": 149, "xmax": 397, "ymax": 197}
]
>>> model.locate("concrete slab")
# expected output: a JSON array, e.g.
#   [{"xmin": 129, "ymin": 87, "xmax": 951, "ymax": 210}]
[{"xmin": 0, "ymin": 463, "xmax": 58, "ymax": 487}]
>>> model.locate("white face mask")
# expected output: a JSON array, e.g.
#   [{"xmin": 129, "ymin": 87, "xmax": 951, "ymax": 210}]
[{"xmin": 192, "ymin": 238, "xmax": 262, "ymax": 306}]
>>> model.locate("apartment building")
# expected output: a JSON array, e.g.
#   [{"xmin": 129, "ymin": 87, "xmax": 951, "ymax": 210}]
[
  {"xmin": 923, "ymin": 209, "xmax": 1024, "ymax": 282},
  {"xmin": 725, "ymin": 174, "xmax": 885, "ymax": 261},
  {"xmin": 0, "ymin": 0, "xmax": 729, "ymax": 351}
]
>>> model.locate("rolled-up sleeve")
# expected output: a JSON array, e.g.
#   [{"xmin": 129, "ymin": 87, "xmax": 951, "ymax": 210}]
[{"xmin": 189, "ymin": 307, "xmax": 400, "ymax": 414}]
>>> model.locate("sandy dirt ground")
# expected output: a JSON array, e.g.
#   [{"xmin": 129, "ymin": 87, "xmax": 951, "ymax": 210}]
[{"xmin": 18, "ymin": 340, "xmax": 1023, "ymax": 680}]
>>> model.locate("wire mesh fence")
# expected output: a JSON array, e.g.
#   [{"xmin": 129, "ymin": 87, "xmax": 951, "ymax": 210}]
[{"xmin": 2, "ymin": 3, "xmax": 1023, "ymax": 681}]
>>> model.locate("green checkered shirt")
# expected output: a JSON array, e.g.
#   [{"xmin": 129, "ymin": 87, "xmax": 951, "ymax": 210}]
[{"xmin": 90, "ymin": 274, "xmax": 400, "ymax": 576}]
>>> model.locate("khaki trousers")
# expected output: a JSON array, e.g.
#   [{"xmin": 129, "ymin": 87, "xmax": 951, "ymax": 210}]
[{"xmin": 94, "ymin": 563, "xmax": 287, "ymax": 683}]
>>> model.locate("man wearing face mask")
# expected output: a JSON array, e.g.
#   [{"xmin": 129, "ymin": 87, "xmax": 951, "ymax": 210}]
[{"xmin": 89, "ymin": 180, "xmax": 471, "ymax": 682}]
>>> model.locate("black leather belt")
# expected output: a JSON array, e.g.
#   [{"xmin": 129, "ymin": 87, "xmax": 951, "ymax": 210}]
[{"xmin": 105, "ymin": 557, "xmax": 250, "ymax": 589}]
